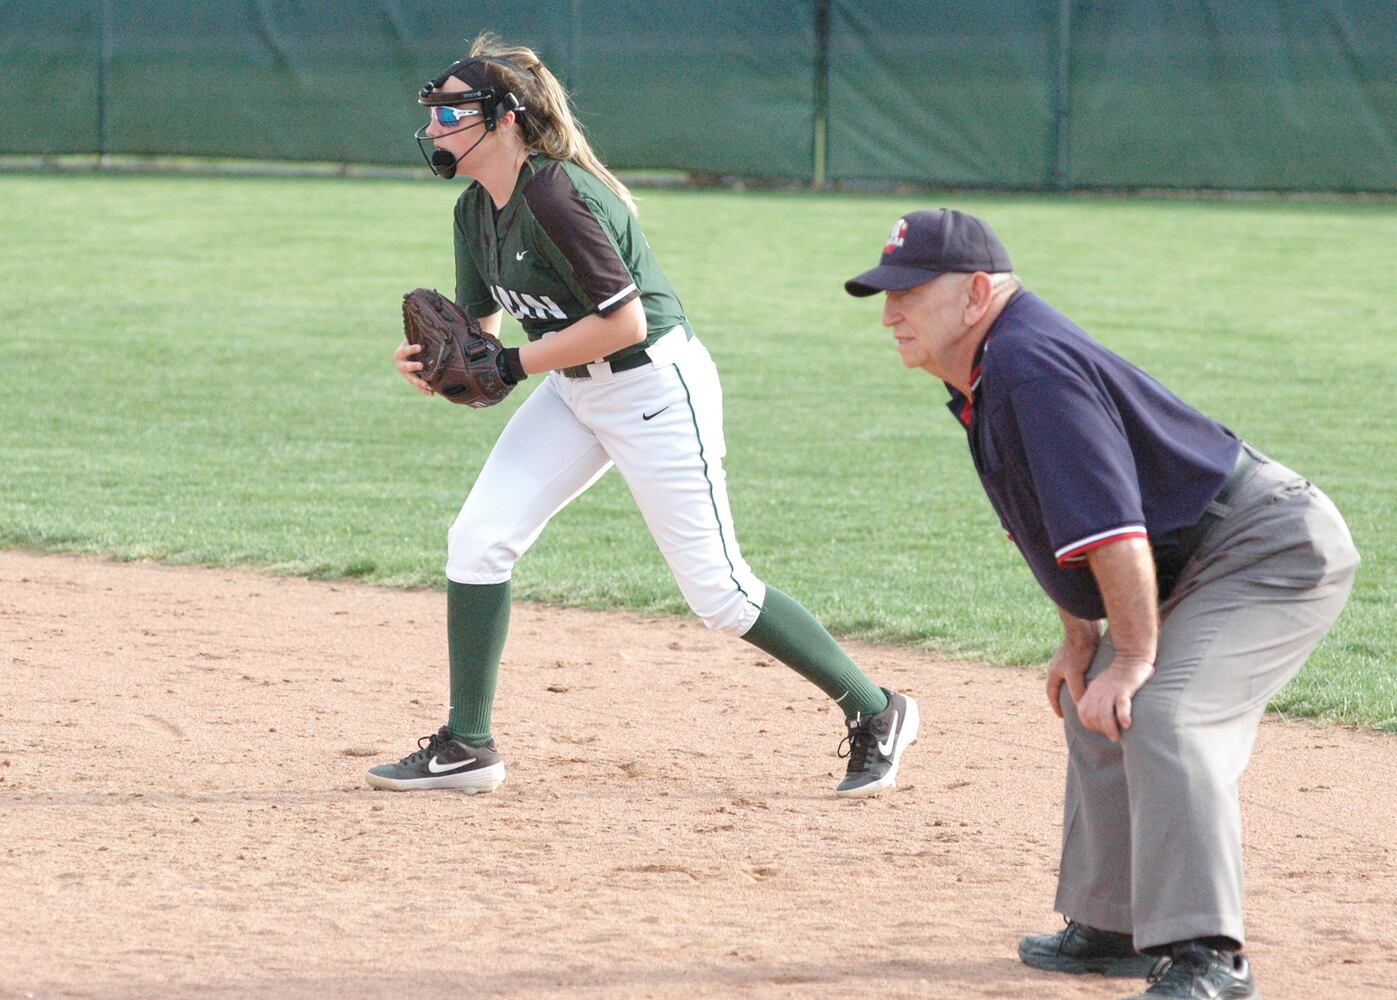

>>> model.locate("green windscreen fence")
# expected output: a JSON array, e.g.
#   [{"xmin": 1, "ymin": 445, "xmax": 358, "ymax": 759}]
[
  {"xmin": 1, "ymin": 2, "xmax": 102, "ymax": 155},
  {"xmin": 826, "ymin": 1, "xmax": 1061, "ymax": 189},
  {"xmin": 569, "ymin": 2, "xmax": 817, "ymax": 179},
  {"xmin": 2, "ymin": 1, "xmax": 1393, "ymax": 191},
  {"xmin": 824, "ymin": 0, "xmax": 1395, "ymax": 191},
  {"xmin": 1, "ymin": 0, "xmax": 814, "ymax": 178},
  {"xmin": 1065, "ymin": 2, "xmax": 1397, "ymax": 191},
  {"xmin": 93, "ymin": 1, "xmax": 565, "ymax": 165}
]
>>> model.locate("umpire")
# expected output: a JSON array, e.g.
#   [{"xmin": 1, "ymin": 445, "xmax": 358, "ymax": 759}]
[{"xmin": 845, "ymin": 210, "xmax": 1359, "ymax": 1000}]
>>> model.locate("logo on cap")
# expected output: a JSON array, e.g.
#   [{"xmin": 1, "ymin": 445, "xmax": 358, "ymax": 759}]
[{"xmin": 884, "ymin": 219, "xmax": 908, "ymax": 255}]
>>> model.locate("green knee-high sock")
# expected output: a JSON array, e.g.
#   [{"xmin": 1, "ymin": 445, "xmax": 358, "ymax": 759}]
[
  {"xmin": 445, "ymin": 580, "xmax": 511, "ymax": 746},
  {"xmin": 741, "ymin": 587, "xmax": 889, "ymax": 720}
]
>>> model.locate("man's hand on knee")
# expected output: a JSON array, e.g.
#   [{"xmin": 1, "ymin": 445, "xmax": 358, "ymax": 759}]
[{"xmin": 1077, "ymin": 657, "xmax": 1155, "ymax": 741}]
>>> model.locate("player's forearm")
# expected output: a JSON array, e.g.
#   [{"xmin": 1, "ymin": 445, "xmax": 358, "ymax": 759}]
[
  {"xmin": 517, "ymin": 299, "xmax": 647, "ymax": 374},
  {"xmin": 1085, "ymin": 537, "xmax": 1158, "ymax": 664}
]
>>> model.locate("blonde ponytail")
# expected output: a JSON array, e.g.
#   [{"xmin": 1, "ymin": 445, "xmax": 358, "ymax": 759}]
[{"xmin": 466, "ymin": 33, "xmax": 638, "ymax": 216}]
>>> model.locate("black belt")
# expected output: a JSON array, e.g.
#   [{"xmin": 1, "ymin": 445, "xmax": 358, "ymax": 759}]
[
  {"xmin": 1153, "ymin": 443, "xmax": 1264, "ymax": 602},
  {"xmin": 561, "ymin": 350, "xmax": 653, "ymax": 379}
]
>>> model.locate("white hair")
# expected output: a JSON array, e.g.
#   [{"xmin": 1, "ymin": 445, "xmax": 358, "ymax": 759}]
[{"xmin": 988, "ymin": 271, "xmax": 1021, "ymax": 293}]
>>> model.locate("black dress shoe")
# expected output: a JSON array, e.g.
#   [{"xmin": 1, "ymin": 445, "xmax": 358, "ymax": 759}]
[
  {"xmin": 1126, "ymin": 941, "xmax": 1259, "ymax": 999},
  {"xmin": 1018, "ymin": 919, "xmax": 1157, "ymax": 977}
]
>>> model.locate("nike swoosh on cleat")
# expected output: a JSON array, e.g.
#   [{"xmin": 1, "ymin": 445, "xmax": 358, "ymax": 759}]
[
  {"xmin": 876, "ymin": 711, "xmax": 899, "ymax": 756},
  {"xmin": 427, "ymin": 755, "xmax": 477, "ymax": 774},
  {"xmin": 515, "ymin": 250, "xmax": 529, "ymax": 261},
  {"xmin": 642, "ymin": 406, "xmax": 670, "ymax": 421}
]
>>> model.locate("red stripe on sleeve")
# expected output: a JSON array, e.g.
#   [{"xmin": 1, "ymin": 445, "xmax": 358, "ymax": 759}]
[{"xmin": 1056, "ymin": 530, "xmax": 1149, "ymax": 568}]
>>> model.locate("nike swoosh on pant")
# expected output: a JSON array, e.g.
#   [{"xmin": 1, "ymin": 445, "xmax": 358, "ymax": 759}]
[{"xmin": 643, "ymin": 407, "xmax": 670, "ymax": 421}]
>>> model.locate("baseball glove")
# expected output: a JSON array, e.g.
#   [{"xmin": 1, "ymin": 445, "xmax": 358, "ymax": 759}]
[{"xmin": 401, "ymin": 288, "xmax": 514, "ymax": 408}]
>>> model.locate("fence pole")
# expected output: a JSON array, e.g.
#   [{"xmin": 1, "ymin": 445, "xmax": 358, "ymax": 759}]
[
  {"xmin": 813, "ymin": 0, "xmax": 830, "ymax": 187},
  {"xmin": 1053, "ymin": 0, "xmax": 1072, "ymax": 189},
  {"xmin": 96, "ymin": 0, "xmax": 111, "ymax": 165},
  {"xmin": 568, "ymin": 0, "xmax": 581, "ymax": 91}
]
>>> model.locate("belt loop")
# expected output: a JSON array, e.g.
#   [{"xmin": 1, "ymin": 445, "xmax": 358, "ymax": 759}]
[
  {"xmin": 585, "ymin": 360, "xmax": 614, "ymax": 383},
  {"xmin": 1221, "ymin": 443, "xmax": 1264, "ymax": 505},
  {"xmin": 1203, "ymin": 498, "xmax": 1230, "ymax": 518}
]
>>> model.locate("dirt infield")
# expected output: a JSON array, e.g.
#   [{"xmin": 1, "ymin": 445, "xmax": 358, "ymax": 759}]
[{"xmin": 1, "ymin": 551, "xmax": 1393, "ymax": 999}]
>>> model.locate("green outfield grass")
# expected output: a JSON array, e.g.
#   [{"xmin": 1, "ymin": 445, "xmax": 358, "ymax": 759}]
[{"xmin": 1, "ymin": 173, "xmax": 1393, "ymax": 729}]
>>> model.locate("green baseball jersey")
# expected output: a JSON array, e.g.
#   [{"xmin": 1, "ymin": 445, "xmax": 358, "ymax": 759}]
[{"xmin": 454, "ymin": 156, "xmax": 689, "ymax": 362}]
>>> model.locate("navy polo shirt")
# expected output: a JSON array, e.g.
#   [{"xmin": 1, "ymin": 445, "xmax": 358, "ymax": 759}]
[{"xmin": 946, "ymin": 291, "xmax": 1240, "ymax": 621}]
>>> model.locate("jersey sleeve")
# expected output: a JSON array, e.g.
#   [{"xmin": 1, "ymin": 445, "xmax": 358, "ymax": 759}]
[
  {"xmin": 1007, "ymin": 375, "xmax": 1149, "ymax": 567},
  {"xmin": 522, "ymin": 163, "xmax": 639, "ymax": 316},
  {"xmin": 453, "ymin": 201, "xmax": 500, "ymax": 319}
]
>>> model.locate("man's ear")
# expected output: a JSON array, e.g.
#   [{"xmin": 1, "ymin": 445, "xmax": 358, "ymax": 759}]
[{"xmin": 963, "ymin": 272, "xmax": 995, "ymax": 322}]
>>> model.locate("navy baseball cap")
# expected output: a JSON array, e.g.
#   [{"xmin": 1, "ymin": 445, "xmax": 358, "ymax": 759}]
[{"xmin": 844, "ymin": 209, "xmax": 1013, "ymax": 297}]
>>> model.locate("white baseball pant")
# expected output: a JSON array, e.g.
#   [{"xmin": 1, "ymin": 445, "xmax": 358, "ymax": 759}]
[{"xmin": 445, "ymin": 328, "xmax": 767, "ymax": 636}]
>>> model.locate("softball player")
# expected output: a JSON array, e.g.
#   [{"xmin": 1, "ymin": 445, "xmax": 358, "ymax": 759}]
[{"xmin": 366, "ymin": 35, "xmax": 918, "ymax": 798}]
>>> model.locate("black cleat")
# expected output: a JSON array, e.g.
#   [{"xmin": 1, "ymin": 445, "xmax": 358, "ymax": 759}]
[
  {"xmin": 834, "ymin": 688, "xmax": 919, "ymax": 797},
  {"xmin": 365, "ymin": 726, "xmax": 505, "ymax": 793},
  {"xmin": 1126, "ymin": 942, "xmax": 1259, "ymax": 999},
  {"xmin": 1019, "ymin": 918, "xmax": 1156, "ymax": 977}
]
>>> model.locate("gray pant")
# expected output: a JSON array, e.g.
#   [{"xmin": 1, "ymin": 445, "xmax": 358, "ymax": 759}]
[{"xmin": 1055, "ymin": 450, "xmax": 1359, "ymax": 951}]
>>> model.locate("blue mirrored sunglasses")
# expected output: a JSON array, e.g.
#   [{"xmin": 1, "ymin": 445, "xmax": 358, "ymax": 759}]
[{"xmin": 431, "ymin": 105, "xmax": 483, "ymax": 127}]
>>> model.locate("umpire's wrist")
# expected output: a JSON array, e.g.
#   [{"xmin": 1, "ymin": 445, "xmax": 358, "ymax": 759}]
[{"xmin": 497, "ymin": 347, "xmax": 528, "ymax": 385}]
